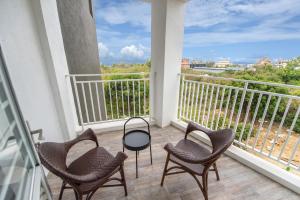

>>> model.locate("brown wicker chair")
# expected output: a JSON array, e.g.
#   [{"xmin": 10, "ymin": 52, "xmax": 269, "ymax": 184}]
[
  {"xmin": 37, "ymin": 128, "xmax": 128, "ymax": 200},
  {"xmin": 160, "ymin": 122, "xmax": 234, "ymax": 200}
]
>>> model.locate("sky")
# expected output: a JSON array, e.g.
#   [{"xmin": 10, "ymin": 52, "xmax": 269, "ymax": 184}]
[{"xmin": 94, "ymin": 0, "xmax": 300, "ymax": 65}]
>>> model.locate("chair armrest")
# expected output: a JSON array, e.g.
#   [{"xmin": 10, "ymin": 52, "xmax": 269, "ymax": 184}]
[
  {"xmin": 103, "ymin": 152, "xmax": 128, "ymax": 170},
  {"xmin": 65, "ymin": 128, "xmax": 99, "ymax": 150},
  {"xmin": 185, "ymin": 121, "xmax": 212, "ymax": 139},
  {"xmin": 164, "ymin": 143, "xmax": 210, "ymax": 164}
]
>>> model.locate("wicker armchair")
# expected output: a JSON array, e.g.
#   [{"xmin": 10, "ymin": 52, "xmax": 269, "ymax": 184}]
[
  {"xmin": 160, "ymin": 122, "xmax": 234, "ymax": 200},
  {"xmin": 37, "ymin": 128, "xmax": 128, "ymax": 200}
]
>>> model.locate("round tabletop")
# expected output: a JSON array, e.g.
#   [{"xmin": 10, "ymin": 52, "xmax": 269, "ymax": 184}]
[{"xmin": 123, "ymin": 130, "xmax": 151, "ymax": 151}]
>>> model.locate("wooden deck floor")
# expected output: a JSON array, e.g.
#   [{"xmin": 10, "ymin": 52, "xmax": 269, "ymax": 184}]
[{"xmin": 47, "ymin": 126, "xmax": 299, "ymax": 200}]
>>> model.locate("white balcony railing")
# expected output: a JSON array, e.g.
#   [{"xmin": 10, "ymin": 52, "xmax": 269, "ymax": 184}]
[
  {"xmin": 66, "ymin": 72, "xmax": 300, "ymax": 173},
  {"xmin": 67, "ymin": 73, "xmax": 150, "ymax": 127},
  {"xmin": 178, "ymin": 73, "xmax": 300, "ymax": 172}
]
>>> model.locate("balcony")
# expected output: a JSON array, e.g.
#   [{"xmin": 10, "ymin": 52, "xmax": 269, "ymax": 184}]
[
  {"xmin": 60, "ymin": 73, "xmax": 300, "ymax": 198},
  {"xmin": 1, "ymin": 0, "xmax": 300, "ymax": 199},
  {"xmin": 47, "ymin": 126, "xmax": 299, "ymax": 199}
]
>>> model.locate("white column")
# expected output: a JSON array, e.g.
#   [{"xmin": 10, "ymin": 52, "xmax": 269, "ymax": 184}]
[
  {"xmin": 151, "ymin": 0, "xmax": 186, "ymax": 127},
  {"xmin": 32, "ymin": 0, "xmax": 78, "ymax": 139}
]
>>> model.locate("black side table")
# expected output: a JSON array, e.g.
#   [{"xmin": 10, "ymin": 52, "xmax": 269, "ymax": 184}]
[{"xmin": 122, "ymin": 117, "xmax": 152, "ymax": 178}]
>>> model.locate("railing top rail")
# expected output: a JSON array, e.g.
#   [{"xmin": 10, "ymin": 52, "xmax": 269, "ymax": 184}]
[
  {"xmin": 76, "ymin": 78, "xmax": 150, "ymax": 83},
  {"xmin": 180, "ymin": 73, "xmax": 300, "ymax": 90},
  {"xmin": 66, "ymin": 72, "xmax": 148, "ymax": 77}
]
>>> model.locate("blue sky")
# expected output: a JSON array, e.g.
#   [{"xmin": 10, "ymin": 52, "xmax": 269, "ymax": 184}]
[{"xmin": 94, "ymin": 0, "xmax": 300, "ymax": 65}]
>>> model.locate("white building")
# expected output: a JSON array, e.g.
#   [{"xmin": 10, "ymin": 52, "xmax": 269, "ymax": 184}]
[
  {"xmin": 214, "ymin": 59, "xmax": 232, "ymax": 67},
  {"xmin": 275, "ymin": 59, "xmax": 289, "ymax": 68}
]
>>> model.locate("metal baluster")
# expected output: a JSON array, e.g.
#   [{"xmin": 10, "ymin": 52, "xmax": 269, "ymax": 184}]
[
  {"xmin": 228, "ymin": 89, "xmax": 239, "ymax": 128},
  {"xmin": 278, "ymin": 105, "xmax": 300, "ymax": 160},
  {"xmin": 245, "ymin": 93, "xmax": 262, "ymax": 147},
  {"xmin": 81, "ymin": 83, "xmax": 90, "ymax": 123},
  {"xmin": 186, "ymin": 82, "xmax": 192, "ymax": 120},
  {"xmin": 288, "ymin": 134, "xmax": 300, "ymax": 167},
  {"xmin": 197, "ymin": 83, "xmax": 204, "ymax": 124},
  {"xmin": 239, "ymin": 92, "xmax": 254, "ymax": 143},
  {"xmin": 182, "ymin": 80, "xmax": 188, "ymax": 120},
  {"xmin": 121, "ymin": 81, "xmax": 125, "ymax": 117},
  {"xmin": 95, "ymin": 82, "xmax": 102, "ymax": 121},
  {"xmin": 102, "ymin": 82, "xmax": 108, "ymax": 119},
  {"xmin": 234, "ymin": 83, "xmax": 248, "ymax": 132},
  {"xmin": 115, "ymin": 81, "xmax": 120, "ymax": 119},
  {"xmin": 179, "ymin": 75, "xmax": 185, "ymax": 120},
  {"xmin": 202, "ymin": 84, "xmax": 209, "ymax": 125},
  {"xmin": 133, "ymin": 80, "xmax": 135, "ymax": 116},
  {"xmin": 222, "ymin": 88, "xmax": 232, "ymax": 129},
  {"xmin": 88, "ymin": 82, "xmax": 96, "ymax": 122},
  {"xmin": 206, "ymin": 85, "xmax": 215, "ymax": 127},
  {"xmin": 108, "ymin": 82, "xmax": 113, "ymax": 119},
  {"xmin": 127, "ymin": 81, "xmax": 130, "ymax": 116},
  {"xmin": 211, "ymin": 86, "xmax": 220, "ymax": 130},
  {"xmin": 259, "ymin": 96, "xmax": 281, "ymax": 152},
  {"xmin": 253, "ymin": 94, "xmax": 272, "ymax": 149},
  {"xmin": 189, "ymin": 82, "xmax": 196, "ymax": 120},
  {"xmin": 138, "ymin": 80, "xmax": 141, "ymax": 116},
  {"xmin": 268, "ymin": 98, "xmax": 292, "ymax": 157},
  {"xmin": 144, "ymin": 79, "xmax": 146, "ymax": 116},
  {"xmin": 193, "ymin": 82, "xmax": 200, "ymax": 121},
  {"xmin": 216, "ymin": 87, "xmax": 225, "ymax": 130},
  {"xmin": 72, "ymin": 77, "xmax": 83, "ymax": 127}
]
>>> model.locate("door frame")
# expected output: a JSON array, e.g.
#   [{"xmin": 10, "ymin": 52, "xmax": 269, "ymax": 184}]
[{"xmin": 0, "ymin": 45, "xmax": 52, "ymax": 199}]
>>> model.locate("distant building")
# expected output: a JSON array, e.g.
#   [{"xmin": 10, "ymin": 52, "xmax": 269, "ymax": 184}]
[
  {"xmin": 190, "ymin": 60, "xmax": 206, "ymax": 68},
  {"xmin": 246, "ymin": 64, "xmax": 254, "ymax": 68},
  {"xmin": 256, "ymin": 57, "xmax": 272, "ymax": 67},
  {"xmin": 215, "ymin": 59, "xmax": 231, "ymax": 68},
  {"xmin": 190, "ymin": 63, "xmax": 207, "ymax": 68},
  {"xmin": 181, "ymin": 58, "xmax": 190, "ymax": 69},
  {"xmin": 274, "ymin": 59, "xmax": 289, "ymax": 68},
  {"xmin": 295, "ymin": 66, "xmax": 300, "ymax": 70}
]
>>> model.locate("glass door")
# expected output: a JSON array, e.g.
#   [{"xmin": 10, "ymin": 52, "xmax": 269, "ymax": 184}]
[{"xmin": 0, "ymin": 46, "xmax": 52, "ymax": 200}]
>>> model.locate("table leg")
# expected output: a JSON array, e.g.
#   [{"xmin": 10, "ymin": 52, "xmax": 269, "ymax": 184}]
[
  {"xmin": 136, "ymin": 151, "xmax": 138, "ymax": 178},
  {"xmin": 150, "ymin": 143, "xmax": 153, "ymax": 165}
]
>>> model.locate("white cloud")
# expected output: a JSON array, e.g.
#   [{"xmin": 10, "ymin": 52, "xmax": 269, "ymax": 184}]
[
  {"xmin": 98, "ymin": 42, "xmax": 113, "ymax": 58},
  {"xmin": 185, "ymin": 0, "xmax": 300, "ymax": 28},
  {"xmin": 229, "ymin": 0, "xmax": 300, "ymax": 16},
  {"xmin": 120, "ymin": 45, "xmax": 145, "ymax": 58},
  {"xmin": 184, "ymin": 0, "xmax": 300, "ymax": 46},
  {"xmin": 185, "ymin": 29, "xmax": 300, "ymax": 47},
  {"xmin": 96, "ymin": 1, "xmax": 151, "ymax": 32}
]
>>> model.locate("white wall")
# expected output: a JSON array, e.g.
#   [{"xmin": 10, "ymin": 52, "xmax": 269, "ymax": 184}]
[
  {"xmin": 151, "ymin": 0, "xmax": 186, "ymax": 127},
  {"xmin": 0, "ymin": 0, "xmax": 76, "ymax": 142}
]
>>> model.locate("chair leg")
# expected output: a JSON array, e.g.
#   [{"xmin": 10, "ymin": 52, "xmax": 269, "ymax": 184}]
[
  {"xmin": 213, "ymin": 163, "xmax": 220, "ymax": 181},
  {"xmin": 135, "ymin": 151, "xmax": 138, "ymax": 178},
  {"xmin": 160, "ymin": 154, "xmax": 170, "ymax": 186},
  {"xmin": 202, "ymin": 173, "xmax": 208, "ymax": 200},
  {"xmin": 58, "ymin": 181, "xmax": 66, "ymax": 200},
  {"xmin": 120, "ymin": 164, "xmax": 128, "ymax": 196},
  {"xmin": 74, "ymin": 190, "xmax": 83, "ymax": 200},
  {"xmin": 77, "ymin": 194, "xmax": 83, "ymax": 200},
  {"xmin": 150, "ymin": 143, "xmax": 153, "ymax": 165},
  {"xmin": 86, "ymin": 193, "xmax": 92, "ymax": 200}
]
